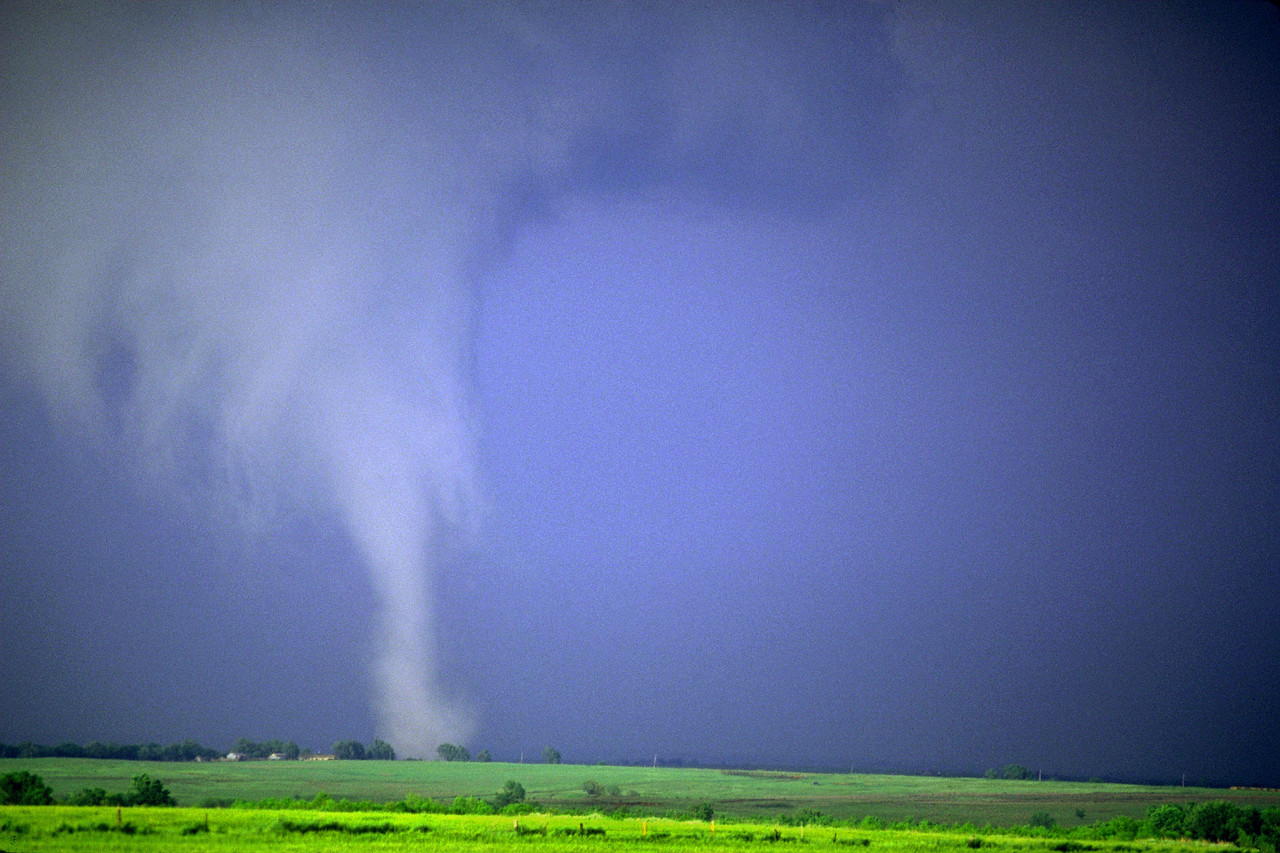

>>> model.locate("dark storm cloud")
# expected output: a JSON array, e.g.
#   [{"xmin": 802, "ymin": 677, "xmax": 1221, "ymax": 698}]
[
  {"xmin": 545, "ymin": 2, "xmax": 902, "ymax": 207},
  {"xmin": 3, "ymin": 1, "xmax": 1278, "ymax": 786}
]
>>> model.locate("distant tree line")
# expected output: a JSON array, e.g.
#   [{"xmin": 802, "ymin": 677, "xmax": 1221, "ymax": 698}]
[
  {"xmin": 230, "ymin": 738, "xmax": 301, "ymax": 760},
  {"xmin": 0, "ymin": 740, "xmax": 220, "ymax": 762},
  {"xmin": 984, "ymin": 764, "xmax": 1036, "ymax": 781},
  {"xmin": 0, "ymin": 738, "xmax": 399, "ymax": 762},
  {"xmin": 333, "ymin": 739, "xmax": 395, "ymax": 760},
  {"xmin": 435, "ymin": 743, "xmax": 493, "ymax": 762}
]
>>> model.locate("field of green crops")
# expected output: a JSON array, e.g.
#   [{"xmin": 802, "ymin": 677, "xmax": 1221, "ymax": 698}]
[
  {"xmin": 4, "ymin": 758, "xmax": 1278, "ymax": 827},
  {"xmin": 0, "ymin": 804, "xmax": 1251, "ymax": 853}
]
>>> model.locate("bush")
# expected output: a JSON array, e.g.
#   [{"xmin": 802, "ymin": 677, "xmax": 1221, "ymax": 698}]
[
  {"xmin": 693, "ymin": 802, "xmax": 715, "ymax": 822},
  {"xmin": 397, "ymin": 793, "xmax": 446, "ymax": 814},
  {"xmin": 1186, "ymin": 801, "xmax": 1260, "ymax": 844},
  {"xmin": 1146, "ymin": 803, "xmax": 1186, "ymax": 837},
  {"xmin": 126, "ymin": 774, "xmax": 176, "ymax": 806},
  {"xmin": 492, "ymin": 780, "xmax": 526, "ymax": 810},
  {"xmin": 1095, "ymin": 815, "xmax": 1140, "ymax": 840},
  {"xmin": 69, "ymin": 787, "xmax": 117, "ymax": 806},
  {"xmin": 0, "ymin": 770, "xmax": 54, "ymax": 805},
  {"xmin": 450, "ymin": 795, "xmax": 494, "ymax": 815},
  {"xmin": 1029, "ymin": 812, "xmax": 1056, "ymax": 829}
]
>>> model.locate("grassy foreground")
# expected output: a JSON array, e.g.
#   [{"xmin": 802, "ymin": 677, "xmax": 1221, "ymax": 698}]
[{"xmin": 0, "ymin": 805, "xmax": 1246, "ymax": 853}]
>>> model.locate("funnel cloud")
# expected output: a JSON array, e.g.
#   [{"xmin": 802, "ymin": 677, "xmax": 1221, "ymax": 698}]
[{"xmin": 2, "ymin": 4, "xmax": 497, "ymax": 755}]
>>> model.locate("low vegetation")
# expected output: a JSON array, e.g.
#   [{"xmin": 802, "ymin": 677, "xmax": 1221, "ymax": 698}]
[
  {"xmin": 2, "ymin": 803, "xmax": 1276, "ymax": 853},
  {"xmin": 4, "ymin": 759, "xmax": 1280, "ymax": 852}
]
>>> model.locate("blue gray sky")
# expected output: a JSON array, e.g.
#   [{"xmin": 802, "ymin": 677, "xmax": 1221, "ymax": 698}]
[{"xmin": 2, "ymin": 2, "xmax": 1278, "ymax": 786}]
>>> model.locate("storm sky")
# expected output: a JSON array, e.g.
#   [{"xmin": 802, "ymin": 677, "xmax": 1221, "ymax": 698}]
[{"xmin": 2, "ymin": 2, "xmax": 1278, "ymax": 786}]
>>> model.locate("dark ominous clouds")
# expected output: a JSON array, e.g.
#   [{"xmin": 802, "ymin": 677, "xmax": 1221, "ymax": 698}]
[{"xmin": 2, "ymin": 2, "xmax": 1278, "ymax": 785}]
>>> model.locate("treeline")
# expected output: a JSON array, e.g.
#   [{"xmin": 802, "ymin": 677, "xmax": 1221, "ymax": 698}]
[
  {"xmin": 1145, "ymin": 801, "xmax": 1279, "ymax": 846},
  {"xmin": 333, "ymin": 740, "xmax": 395, "ymax": 760},
  {"xmin": 0, "ymin": 738, "xmax": 398, "ymax": 762},
  {"xmin": 0, "ymin": 740, "xmax": 219, "ymax": 762},
  {"xmin": 1, "ymin": 770, "xmax": 176, "ymax": 807}
]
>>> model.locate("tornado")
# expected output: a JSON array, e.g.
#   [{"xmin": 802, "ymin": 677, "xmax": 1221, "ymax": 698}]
[{"xmin": 0, "ymin": 3, "xmax": 514, "ymax": 755}]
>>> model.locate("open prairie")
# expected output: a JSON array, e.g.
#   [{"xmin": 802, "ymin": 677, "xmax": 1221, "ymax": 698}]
[
  {"xmin": 0, "ymin": 804, "xmax": 1265, "ymax": 853},
  {"xmin": 3, "ymin": 759, "xmax": 1277, "ymax": 827}
]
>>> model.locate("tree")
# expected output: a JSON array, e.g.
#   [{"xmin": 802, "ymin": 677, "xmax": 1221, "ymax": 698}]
[
  {"xmin": 369, "ymin": 739, "xmax": 395, "ymax": 760},
  {"xmin": 1147, "ymin": 803, "xmax": 1187, "ymax": 837},
  {"xmin": 0, "ymin": 770, "xmax": 54, "ymax": 805},
  {"xmin": 437, "ymin": 743, "xmax": 470, "ymax": 762},
  {"xmin": 476, "ymin": 749, "xmax": 491, "ymax": 762},
  {"xmin": 542, "ymin": 746, "xmax": 562, "ymax": 764},
  {"xmin": 1186, "ymin": 801, "xmax": 1260, "ymax": 844},
  {"xmin": 126, "ymin": 773, "xmax": 176, "ymax": 806},
  {"xmin": 493, "ymin": 780, "xmax": 526, "ymax": 810},
  {"xmin": 333, "ymin": 740, "xmax": 367, "ymax": 760},
  {"xmin": 69, "ymin": 787, "xmax": 113, "ymax": 806},
  {"xmin": 1003, "ymin": 764, "xmax": 1034, "ymax": 780}
]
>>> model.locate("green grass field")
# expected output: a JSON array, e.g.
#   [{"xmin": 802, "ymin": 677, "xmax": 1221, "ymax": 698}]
[
  {"xmin": 3, "ymin": 758, "xmax": 1278, "ymax": 827},
  {"xmin": 0, "ymin": 804, "xmax": 1253, "ymax": 853}
]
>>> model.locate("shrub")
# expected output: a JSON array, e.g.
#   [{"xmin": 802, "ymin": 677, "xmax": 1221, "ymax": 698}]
[
  {"xmin": 125, "ymin": 774, "xmax": 175, "ymax": 806},
  {"xmin": 69, "ymin": 787, "xmax": 115, "ymax": 806},
  {"xmin": 1029, "ymin": 812, "xmax": 1056, "ymax": 829},
  {"xmin": 501, "ymin": 802, "xmax": 536, "ymax": 815},
  {"xmin": 1146, "ymin": 803, "xmax": 1186, "ymax": 837},
  {"xmin": 0, "ymin": 770, "xmax": 54, "ymax": 805},
  {"xmin": 693, "ymin": 802, "xmax": 715, "ymax": 822},
  {"xmin": 492, "ymin": 780, "xmax": 526, "ymax": 810},
  {"xmin": 450, "ymin": 795, "xmax": 494, "ymax": 815},
  {"xmin": 1096, "ymin": 815, "xmax": 1140, "ymax": 840},
  {"xmin": 1185, "ymin": 801, "xmax": 1260, "ymax": 844}
]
